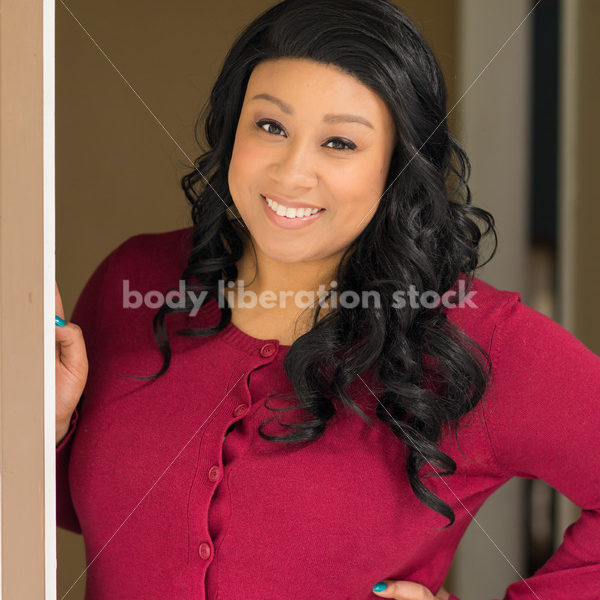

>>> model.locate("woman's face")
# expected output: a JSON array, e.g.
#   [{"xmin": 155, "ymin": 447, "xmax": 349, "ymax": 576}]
[{"xmin": 228, "ymin": 57, "xmax": 396, "ymax": 266}]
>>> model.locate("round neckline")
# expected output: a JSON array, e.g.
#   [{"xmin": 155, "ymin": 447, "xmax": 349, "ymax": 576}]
[
  {"xmin": 222, "ymin": 319, "xmax": 292, "ymax": 353},
  {"xmin": 201, "ymin": 297, "xmax": 292, "ymax": 356}
]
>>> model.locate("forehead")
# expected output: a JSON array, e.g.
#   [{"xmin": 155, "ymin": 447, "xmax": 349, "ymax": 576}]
[{"xmin": 245, "ymin": 58, "xmax": 393, "ymax": 128}]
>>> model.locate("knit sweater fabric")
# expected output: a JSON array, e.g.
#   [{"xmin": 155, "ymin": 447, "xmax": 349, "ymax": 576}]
[{"xmin": 57, "ymin": 227, "xmax": 600, "ymax": 599}]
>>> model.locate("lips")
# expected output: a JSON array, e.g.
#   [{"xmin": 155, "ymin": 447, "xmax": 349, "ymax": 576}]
[
  {"xmin": 261, "ymin": 196, "xmax": 324, "ymax": 220},
  {"xmin": 260, "ymin": 193, "xmax": 324, "ymax": 211},
  {"xmin": 260, "ymin": 193, "xmax": 326, "ymax": 229}
]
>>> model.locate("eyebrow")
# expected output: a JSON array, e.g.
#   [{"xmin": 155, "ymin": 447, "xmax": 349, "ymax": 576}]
[{"xmin": 251, "ymin": 93, "xmax": 374, "ymax": 129}]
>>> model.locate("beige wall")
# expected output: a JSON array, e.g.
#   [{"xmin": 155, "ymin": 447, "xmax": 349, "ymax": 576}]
[
  {"xmin": 555, "ymin": 0, "xmax": 600, "ymax": 550},
  {"xmin": 559, "ymin": 0, "xmax": 600, "ymax": 351},
  {"xmin": 1, "ymin": 0, "xmax": 47, "ymax": 597},
  {"xmin": 397, "ymin": 0, "xmax": 460, "ymax": 135}
]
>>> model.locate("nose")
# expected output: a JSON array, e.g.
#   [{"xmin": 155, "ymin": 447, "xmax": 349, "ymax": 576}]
[{"xmin": 269, "ymin": 139, "xmax": 318, "ymax": 189}]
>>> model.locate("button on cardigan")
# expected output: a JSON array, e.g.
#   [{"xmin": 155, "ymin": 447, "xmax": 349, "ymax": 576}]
[{"xmin": 57, "ymin": 227, "xmax": 600, "ymax": 599}]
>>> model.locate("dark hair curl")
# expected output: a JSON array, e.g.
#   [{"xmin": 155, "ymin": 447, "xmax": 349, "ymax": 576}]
[{"xmin": 134, "ymin": 0, "xmax": 498, "ymax": 528}]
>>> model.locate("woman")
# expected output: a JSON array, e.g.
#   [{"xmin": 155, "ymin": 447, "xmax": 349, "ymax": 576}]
[{"xmin": 55, "ymin": 0, "xmax": 600, "ymax": 598}]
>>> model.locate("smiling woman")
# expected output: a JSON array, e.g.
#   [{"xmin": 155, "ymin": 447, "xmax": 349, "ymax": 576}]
[
  {"xmin": 55, "ymin": 0, "xmax": 600, "ymax": 599},
  {"xmin": 226, "ymin": 57, "xmax": 398, "ymax": 340},
  {"xmin": 228, "ymin": 58, "xmax": 395, "ymax": 259}
]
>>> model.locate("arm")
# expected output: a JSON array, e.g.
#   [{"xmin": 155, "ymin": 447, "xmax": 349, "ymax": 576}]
[
  {"xmin": 474, "ymin": 298, "xmax": 600, "ymax": 598},
  {"xmin": 56, "ymin": 243, "xmax": 121, "ymax": 534},
  {"xmin": 56, "ymin": 405, "xmax": 77, "ymax": 448},
  {"xmin": 56, "ymin": 405, "xmax": 81, "ymax": 533},
  {"xmin": 372, "ymin": 296, "xmax": 600, "ymax": 600}
]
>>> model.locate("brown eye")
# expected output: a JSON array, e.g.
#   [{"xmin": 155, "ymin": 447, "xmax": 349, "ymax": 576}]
[
  {"xmin": 255, "ymin": 120, "xmax": 356, "ymax": 151},
  {"xmin": 325, "ymin": 138, "xmax": 356, "ymax": 151},
  {"xmin": 256, "ymin": 119, "xmax": 285, "ymax": 136}
]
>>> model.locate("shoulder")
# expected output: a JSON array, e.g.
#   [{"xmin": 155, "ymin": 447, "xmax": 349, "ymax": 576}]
[
  {"xmin": 77, "ymin": 226, "xmax": 195, "ymax": 329},
  {"xmin": 474, "ymin": 295, "xmax": 600, "ymax": 487},
  {"xmin": 109, "ymin": 226, "xmax": 194, "ymax": 273},
  {"xmin": 446, "ymin": 277, "xmax": 600, "ymax": 484},
  {"xmin": 99, "ymin": 226, "xmax": 194, "ymax": 292},
  {"xmin": 442, "ymin": 274, "xmax": 523, "ymax": 355},
  {"xmin": 443, "ymin": 273, "xmax": 599, "ymax": 379}
]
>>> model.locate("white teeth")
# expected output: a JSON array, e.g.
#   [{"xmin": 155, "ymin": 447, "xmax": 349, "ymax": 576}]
[{"xmin": 264, "ymin": 196, "xmax": 322, "ymax": 219}]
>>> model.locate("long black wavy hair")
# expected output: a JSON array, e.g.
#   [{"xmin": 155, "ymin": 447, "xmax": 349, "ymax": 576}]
[{"xmin": 137, "ymin": 0, "xmax": 498, "ymax": 528}]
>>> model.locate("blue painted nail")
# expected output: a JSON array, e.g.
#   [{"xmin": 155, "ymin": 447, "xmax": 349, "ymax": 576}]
[
  {"xmin": 55, "ymin": 315, "xmax": 66, "ymax": 327},
  {"xmin": 372, "ymin": 581, "xmax": 387, "ymax": 592}
]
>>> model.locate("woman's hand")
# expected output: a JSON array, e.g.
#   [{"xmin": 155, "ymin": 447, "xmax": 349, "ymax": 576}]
[
  {"xmin": 55, "ymin": 281, "xmax": 88, "ymax": 443},
  {"xmin": 372, "ymin": 579, "xmax": 451, "ymax": 600}
]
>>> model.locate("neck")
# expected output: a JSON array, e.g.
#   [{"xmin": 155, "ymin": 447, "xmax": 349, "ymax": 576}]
[{"xmin": 230, "ymin": 225, "xmax": 342, "ymax": 317}]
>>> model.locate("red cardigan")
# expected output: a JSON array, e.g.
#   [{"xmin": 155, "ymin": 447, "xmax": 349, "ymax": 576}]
[{"xmin": 57, "ymin": 227, "xmax": 600, "ymax": 599}]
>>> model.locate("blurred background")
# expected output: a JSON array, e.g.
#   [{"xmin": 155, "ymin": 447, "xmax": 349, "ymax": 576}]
[{"xmin": 54, "ymin": 1, "xmax": 600, "ymax": 598}]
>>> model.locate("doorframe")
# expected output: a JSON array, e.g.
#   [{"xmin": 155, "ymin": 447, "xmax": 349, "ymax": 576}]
[{"xmin": 0, "ymin": 0, "xmax": 56, "ymax": 597}]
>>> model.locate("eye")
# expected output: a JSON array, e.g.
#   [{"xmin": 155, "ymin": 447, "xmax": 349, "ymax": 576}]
[
  {"xmin": 324, "ymin": 138, "xmax": 356, "ymax": 151},
  {"xmin": 255, "ymin": 119, "xmax": 357, "ymax": 151},
  {"xmin": 256, "ymin": 119, "xmax": 285, "ymax": 136}
]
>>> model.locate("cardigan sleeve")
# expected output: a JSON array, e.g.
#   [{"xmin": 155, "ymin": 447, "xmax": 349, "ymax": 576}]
[
  {"xmin": 454, "ymin": 297, "xmax": 600, "ymax": 599},
  {"xmin": 56, "ymin": 405, "xmax": 81, "ymax": 532},
  {"xmin": 56, "ymin": 242, "xmax": 122, "ymax": 533}
]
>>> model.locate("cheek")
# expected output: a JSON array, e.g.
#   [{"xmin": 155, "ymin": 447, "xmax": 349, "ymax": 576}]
[
  {"xmin": 229, "ymin": 138, "xmax": 251, "ymax": 176},
  {"xmin": 332, "ymin": 161, "xmax": 386, "ymax": 215},
  {"xmin": 228, "ymin": 139, "xmax": 254, "ymax": 196},
  {"xmin": 228, "ymin": 135, "xmax": 269, "ymax": 189}
]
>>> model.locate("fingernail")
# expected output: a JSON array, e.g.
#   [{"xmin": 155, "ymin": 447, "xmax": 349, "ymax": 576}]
[
  {"xmin": 372, "ymin": 581, "xmax": 387, "ymax": 592},
  {"xmin": 55, "ymin": 315, "xmax": 66, "ymax": 327}
]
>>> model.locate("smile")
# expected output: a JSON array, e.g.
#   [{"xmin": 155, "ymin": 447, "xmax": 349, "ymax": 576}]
[
  {"xmin": 260, "ymin": 194, "xmax": 326, "ymax": 230},
  {"xmin": 262, "ymin": 195, "xmax": 325, "ymax": 219}
]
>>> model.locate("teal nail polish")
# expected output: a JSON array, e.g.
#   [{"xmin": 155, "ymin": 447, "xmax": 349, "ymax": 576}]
[
  {"xmin": 55, "ymin": 315, "xmax": 66, "ymax": 327},
  {"xmin": 372, "ymin": 581, "xmax": 387, "ymax": 592}
]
